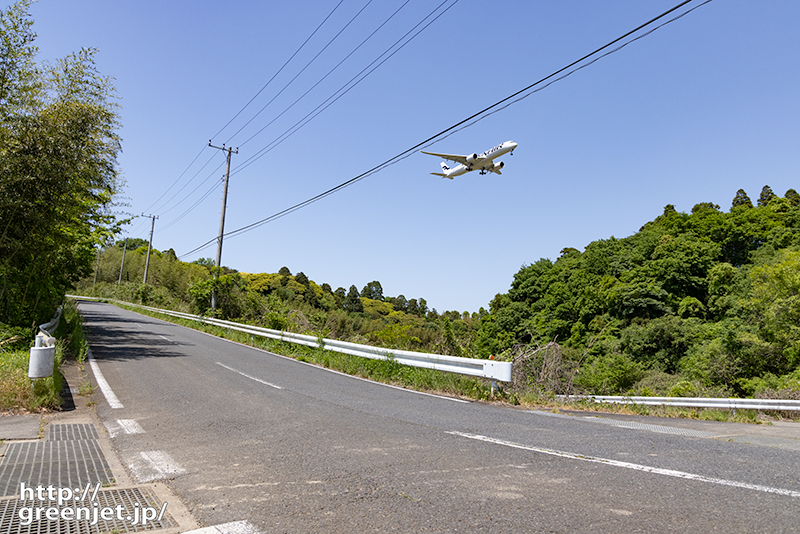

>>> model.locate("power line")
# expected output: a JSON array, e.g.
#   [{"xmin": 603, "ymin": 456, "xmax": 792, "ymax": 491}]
[
  {"xmin": 223, "ymin": 0, "xmax": 376, "ymax": 146},
  {"xmin": 133, "ymin": 1, "xmax": 345, "ymax": 226},
  {"xmin": 213, "ymin": 0, "xmax": 346, "ymax": 143},
  {"xmin": 233, "ymin": 0, "xmax": 459, "ymax": 174},
  {"xmin": 157, "ymin": 0, "xmax": 451, "ymax": 246},
  {"xmin": 180, "ymin": 0, "xmax": 708, "ymax": 259}
]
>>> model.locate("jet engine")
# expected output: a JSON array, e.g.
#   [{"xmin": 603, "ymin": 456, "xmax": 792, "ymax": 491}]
[
  {"xmin": 465, "ymin": 153, "xmax": 478, "ymax": 163},
  {"xmin": 491, "ymin": 161, "xmax": 504, "ymax": 171}
]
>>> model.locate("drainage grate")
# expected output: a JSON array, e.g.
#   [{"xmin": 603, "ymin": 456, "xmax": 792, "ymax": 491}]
[
  {"xmin": 0, "ymin": 486, "xmax": 175, "ymax": 534},
  {"xmin": 47, "ymin": 426, "xmax": 99, "ymax": 443},
  {"xmin": 0, "ymin": 442, "xmax": 114, "ymax": 498}
]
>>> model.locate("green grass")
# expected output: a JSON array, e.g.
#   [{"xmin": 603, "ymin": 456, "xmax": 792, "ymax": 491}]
[
  {"xmin": 111, "ymin": 302, "xmax": 501, "ymax": 401},
  {"xmin": 85, "ymin": 300, "xmax": 797, "ymax": 423},
  {"xmin": 0, "ymin": 300, "xmax": 90, "ymax": 412},
  {"xmin": 0, "ymin": 344, "xmax": 63, "ymax": 411}
]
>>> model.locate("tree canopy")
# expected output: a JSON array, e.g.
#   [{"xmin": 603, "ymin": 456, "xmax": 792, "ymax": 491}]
[
  {"xmin": 0, "ymin": 1, "xmax": 124, "ymax": 325},
  {"xmin": 476, "ymin": 186, "xmax": 800, "ymax": 396}
]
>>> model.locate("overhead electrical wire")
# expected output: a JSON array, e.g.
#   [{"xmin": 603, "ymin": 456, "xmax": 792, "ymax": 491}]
[
  {"xmin": 233, "ymin": 0, "xmax": 459, "ymax": 174},
  {"xmin": 223, "ymin": 0, "xmax": 376, "ymax": 146},
  {"xmin": 147, "ymin": 0, "xmax": 429, "ymax": 233},
  {"xmin": 179, "ymin": 0, "xmax": 711, "ymax": 260},
  {"xmin": 213, "ymin": 0, "xmax": 346, "ymax": 143},
  {"xmin": 132, "ymin": 1, "xmax": 346, "ymax": 227},
  {"xmin": 158, "ymin": 177, "xmax": 224, "ymax": 233}
]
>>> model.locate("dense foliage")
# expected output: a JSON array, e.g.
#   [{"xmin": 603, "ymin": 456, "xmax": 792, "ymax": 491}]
[
  {"xmin": 0, "ymin": 1, "xmax": 123, "ymax": 326},
  {"xmin": 476, "ymin": 186, "xmax": 800, "ymax": 397},
  {"xmin": 79, "ymin": 240, "xmax": 479, "ymax": 357},
  {"xmin": 81, "ymin": 187, "xmax": 800, "ymax": 400}
]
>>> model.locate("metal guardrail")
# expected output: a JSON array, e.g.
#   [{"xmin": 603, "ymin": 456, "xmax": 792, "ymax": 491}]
[
  {"xmin": 559, "ymin": 395, "xmax": 800, "ymax": 412},
  {"xmin": 68, "ymin": 296, "xmax": 513, "ymax": 383}
]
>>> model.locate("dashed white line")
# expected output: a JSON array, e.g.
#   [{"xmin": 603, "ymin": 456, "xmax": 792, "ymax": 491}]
[
  {"xmin": 118, "ymin": 419, "xmax": 145, "ymax": 434},
  {"xmin": 129, "ymin": 450, "xmax": 186, "ymax": 483},
  {"xmin": 184, "ymin": 521, "xmax": 262, "ymax": 534},
  {"xmin": 149, "ymin": 316, "xmax": 469, "ymax": 403},
  {"xmin": 216, "ymin": 362, "xmax": 283, "ymax": 389},
  {"xmin": 88, "ymin": 347, "xmax": 123, "ymax": 409},
  {"xmin": 447, "ymin": 431, "xmax": 800, "ymax": 498}
]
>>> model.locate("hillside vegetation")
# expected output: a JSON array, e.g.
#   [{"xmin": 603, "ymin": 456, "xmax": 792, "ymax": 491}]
[
  {"xmin": 79, "ymin": 186, "xmax": 800, "ymax": 400},
  {"xmin": 477, "ymin": 186, "xmax": 800, "ymax": 399}
]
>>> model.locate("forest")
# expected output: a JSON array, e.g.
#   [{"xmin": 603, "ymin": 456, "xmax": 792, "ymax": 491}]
[
  {"xmin": 78, "ymin": 185, "xmax": 800, "ymax": 401},
  {"xmin": 2, "ymin": 0, "xmax": 797, "ymax": 405}
]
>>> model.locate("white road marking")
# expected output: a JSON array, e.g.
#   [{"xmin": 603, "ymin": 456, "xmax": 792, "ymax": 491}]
[
  {"xmin": 144, "ymin": 314, "xmax": 469, "ymax": 403},
  {"xmin": 447, "ymin": 431, "xmax": 800, "ymax": 498},
  {"xmin": 105, "ymin": 419, "xmax": 145, "ymax": 438},
  {"xmin": 118, "ymin": 419, "xmax": 145, "ymax": 434},
  {"xmin": 129, "ymin": 450, "xmax": 186, "ymax": 483},
  {"xmin": 183, "ymin": 521, "xmax": 262, "ymax": 534},
  {"xmin": 88, "ymin": 347, "xmax": 123, "ymax": 409},
  {"xmin": 216, "ymin": 362, "xmax": 283, "ymax": 389}
]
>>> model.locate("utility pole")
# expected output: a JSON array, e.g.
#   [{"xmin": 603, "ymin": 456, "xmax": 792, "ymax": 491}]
[
  {"xmin": 208, "ymin": 141, "xmax": 238, "ymax": 312},
  {"xmin": 142, "ymin": 214, "xmax": 158, "ymax": 285},
  {"xmin": 118, "ymin": 238, "xmax": 127, "ymax": 285},
  {"xmin": 92, "ymin": 247, "xmax": 101, "ymax": 296}
]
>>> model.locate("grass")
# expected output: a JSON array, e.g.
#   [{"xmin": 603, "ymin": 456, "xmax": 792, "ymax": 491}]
[
  {"xmin": 518, "ymin": 391, "xmax": 780, "ymax": 424},
  {"xmin": 0, "ymin": 300, "xmax": 90, "ymax": 412},
  {"xmin": 89, "ymin": 299, "xmax": 798, "ymax": 423},
  {"xmin": 112, "ymin": 302, "xmax": 500, "ymax": 401},
  {"xmin": 0, "ymin": 342, "xmax": 63, "ymax": 412}
]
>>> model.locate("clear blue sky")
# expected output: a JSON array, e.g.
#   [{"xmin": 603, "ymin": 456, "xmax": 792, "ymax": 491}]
[{"xmin": 21, "ymin": 0, "xmax": 800, "ymax": 313}]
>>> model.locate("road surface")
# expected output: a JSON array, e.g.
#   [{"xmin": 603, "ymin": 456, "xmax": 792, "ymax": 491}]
[{"xmin": 79, "ymin": 301, "xmax": 800, "ymax": 533}]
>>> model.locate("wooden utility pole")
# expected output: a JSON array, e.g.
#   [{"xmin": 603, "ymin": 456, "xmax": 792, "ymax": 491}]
[{"xmin": 208, "ymin": 141, "xmax": 238, "ymax": 312}]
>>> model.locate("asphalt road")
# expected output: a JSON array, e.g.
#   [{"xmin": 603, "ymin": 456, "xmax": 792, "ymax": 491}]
[{"xmin": 78, "ymin": 301, "xmax": 800, "ymax": 533}]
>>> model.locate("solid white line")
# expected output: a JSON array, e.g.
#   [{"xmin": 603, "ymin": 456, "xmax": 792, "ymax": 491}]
[
  {"xmin": 446, "ymin": 431, "xmax": 800, "ymax": 498},
  {"xmin": 87, "ymin": 347, "xmax": 124, "ymax": 409},
  {"xmin": 216, "ymin": 362, "xmax": 283, "ymax": 389}
]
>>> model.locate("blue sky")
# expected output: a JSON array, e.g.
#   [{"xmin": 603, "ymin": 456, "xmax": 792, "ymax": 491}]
[{"xmin": 21, "ymin": 0, "xmax": 800, "ymax": 313}]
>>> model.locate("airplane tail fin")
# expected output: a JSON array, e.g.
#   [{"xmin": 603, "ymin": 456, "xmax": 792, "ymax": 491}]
[{"xmin": 440, "ymin": 162, "xmax": 450, "ymax": 172}]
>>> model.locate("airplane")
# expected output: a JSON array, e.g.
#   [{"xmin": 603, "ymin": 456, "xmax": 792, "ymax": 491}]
[{"xmin": 421, "ymin": 140, "xmax": 518, "ymax": 179}]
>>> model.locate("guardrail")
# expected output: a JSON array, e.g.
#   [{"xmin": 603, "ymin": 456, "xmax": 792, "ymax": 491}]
[
  {"xmin": 559, "ymin": 395, "xmax": 800, "ymax": 412},
  {"xmin": 68, "ymin": 296, "xmax": 512, "ymax": 383}
]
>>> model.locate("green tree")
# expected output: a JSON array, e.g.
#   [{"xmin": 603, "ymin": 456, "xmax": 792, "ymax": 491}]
[
  {"xmin": 343, "ymin": 285, "xmax": 363, "ymax": 313},
  {"xmin": 0, "ymin": 3, "xmax": 123, "ymax": 325},
  {"xmin": 731, "ymin": 189, "xmax": 753, "ymax": 209},
  {"xmin": 361, "ymin": 280, "xmax": 384, "ymax": 301},
  {"xmin": 757, "ymin": 185, "xmax": 776, "ymax": 207}
]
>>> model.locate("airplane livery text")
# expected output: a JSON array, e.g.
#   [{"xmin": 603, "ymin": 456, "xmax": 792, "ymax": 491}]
[{"xmin": 421, "ymin": 141, "xmax": 518, "ymax": 179}]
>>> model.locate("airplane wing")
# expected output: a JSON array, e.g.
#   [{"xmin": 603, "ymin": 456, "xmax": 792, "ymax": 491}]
[
  {"xmin": 487, "ymin": 168, "xmax": 502, "ymax": 175},
  {"xmin": 420, "ymin": 150, "xmax": 469, "ymax": 165}
]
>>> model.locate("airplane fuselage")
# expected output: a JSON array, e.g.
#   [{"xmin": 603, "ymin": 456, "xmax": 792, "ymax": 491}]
[
  {"xmin": 477, "ymin": 141, "xmax": 516, "ymax": 161},
  {"xmin": 422, "ymin": 140, "xmax": 518, "ymax": 179}
]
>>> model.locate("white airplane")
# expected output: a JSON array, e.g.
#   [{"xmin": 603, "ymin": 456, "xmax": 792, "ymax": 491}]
[{"xmin": 421, "ymin": 140, "xmax": 518, "ymax": 179}]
